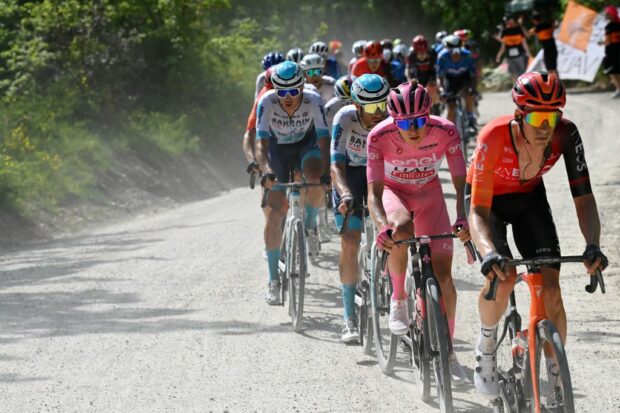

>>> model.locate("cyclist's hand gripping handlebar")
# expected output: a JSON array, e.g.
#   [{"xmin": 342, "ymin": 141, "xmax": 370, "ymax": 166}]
[{"xmin": 481, "ymin": 252, "xmax": 508, "ymax": 301}]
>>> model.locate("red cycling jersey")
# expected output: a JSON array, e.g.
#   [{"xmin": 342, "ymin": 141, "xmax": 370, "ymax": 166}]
[
  {"xmin": 351, "ymin": 57, "xmax": 387, "ymax": 78},
  {"xmin": 466, "ymin": 115, "xmax": 592, "ymax": 208}
]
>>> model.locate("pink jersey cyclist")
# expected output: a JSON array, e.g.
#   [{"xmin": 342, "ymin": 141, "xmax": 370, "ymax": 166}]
[
  {"xmin": 366, "ymin": 80, "xmax": 470, "ymax": 382},
  {"xmin": 367, "ymin": 115, "xmax": 466, "ymax": 254}
]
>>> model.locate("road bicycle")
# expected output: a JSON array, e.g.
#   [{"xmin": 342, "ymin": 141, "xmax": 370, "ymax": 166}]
[
  {"xmin": 262, "ymin": 181, "xmax": 321, "ymax": 332},
  {"xmin": 486, "ymin": 256, "xmax": 605, "ymax": 413},
  {"xmin": 443, "ymin": 92, "xmax": 477, "ymax": 162}
]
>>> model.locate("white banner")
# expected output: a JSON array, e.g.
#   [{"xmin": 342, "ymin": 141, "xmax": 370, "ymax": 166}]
[{"xmin": 527, "ymin": 8, "xmax": 615, "ymax": 82}]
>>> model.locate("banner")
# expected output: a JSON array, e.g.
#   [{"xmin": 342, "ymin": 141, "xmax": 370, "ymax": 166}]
[{"xmin": 527, "ymin": 2, "xmax": 614, "ymax": 82}]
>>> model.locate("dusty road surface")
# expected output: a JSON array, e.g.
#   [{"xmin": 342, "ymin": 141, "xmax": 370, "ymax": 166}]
[{"xmin": 1, "ymin": 92, "xmax": 619, "ymax": 412}]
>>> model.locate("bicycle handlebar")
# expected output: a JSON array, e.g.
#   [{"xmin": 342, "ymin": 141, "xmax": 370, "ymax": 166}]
[{"xmin": 484, "ymin": 255, "xmax": 606, "ymax": 301}]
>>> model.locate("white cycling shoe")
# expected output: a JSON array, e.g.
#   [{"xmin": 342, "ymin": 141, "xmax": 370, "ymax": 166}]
[
  {"xmin": 474, "ymin": 346, "xmax": 500, "ymax": 399},
  {"xmin": 389, "ymin": 299, "xmax": 410, "ymax": 336},
  {"xmin": 449, "ymin": 351, "xmax": 467, "ymax": 385},
  {"xmin": 265, "ymin": 281, "xmax": 281, "ymax": 306}
]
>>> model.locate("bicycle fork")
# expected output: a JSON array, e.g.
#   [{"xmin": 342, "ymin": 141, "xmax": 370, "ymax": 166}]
[{"xmin": 523, "ymin": 272, "xmax": 548, "ymax": 413}]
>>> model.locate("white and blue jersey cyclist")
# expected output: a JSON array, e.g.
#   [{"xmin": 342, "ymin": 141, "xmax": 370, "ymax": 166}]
[
  {"xmin": 330, "ymin": 74, "xmax": 390, "ymax": 343},
  {"xmin": 255, "ymin": 61, "xmax": 331, "ymax": 305},
  {"xmin": 325, "ymin": 76, "xmax": 353, "ymax": 129}
]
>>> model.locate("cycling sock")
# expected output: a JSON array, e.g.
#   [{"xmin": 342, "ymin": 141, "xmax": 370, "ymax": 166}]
[
  {"xmin": 342, "ymin": 284, "xmax": 356, "ymax": 321},
  {"xmin": 304, "ymin": 205, "xmax": 318, "ymax": 230},
  {"xmin": 390, "ymin": 271, "xmax": 407, "ymax": 300},
  {"xmin": 448, "ymin": 318, "xmax": 455, "ymax": 340},
  {"xmin": 477, "ymin": 322, "xmax": 498, "ymax": 354},
  {"xmin": 266, "ymin": 249, "xmax": 280, "ymax": 282},
  {"xmin": 546, "ymin": 357, "xmax": 560, "ymax": 389}
]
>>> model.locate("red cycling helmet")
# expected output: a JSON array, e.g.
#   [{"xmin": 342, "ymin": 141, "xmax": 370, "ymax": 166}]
[
  {"xmin": 363, "ymin": 41, "xmax": 383, "ymax": 59},
  {"xmin": 387, "ymin": 80, "xmax": 432, "ymax": 119},
  {"xmin": 412, "ymin": 35, "xmax": 428, "ymax": 53},
  {"xmin": 454, "ymin": 29, "xmax": 471, "ymax": 43},
  {"xmin": 512, "ymin": 72, "xmax": 566, "ymax": 111}
]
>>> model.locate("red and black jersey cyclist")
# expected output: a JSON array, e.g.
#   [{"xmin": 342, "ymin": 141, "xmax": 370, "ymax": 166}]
[
  {"xmin": 351, "ymin": 40, "xmax": 396, "ymax": 86},
  {"xmin": 466, "ymin": 72, "xmax": 608, "ymax": 399},
  {"xmin": 406, "ymin": 35, "xmax": 441, "ymax": 115}
]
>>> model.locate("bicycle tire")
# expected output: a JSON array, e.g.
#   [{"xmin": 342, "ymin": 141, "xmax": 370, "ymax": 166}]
[
  {"xmin": 357, "ymin": 237, "xmax": 374, "ymax": 354},
  {"xmin": 370, "ymin": 245, "xmax": 397, "ymax": 374},
  {"xmin": 280, "ymin": 221, "xmax": 289, "ymax": 307},
  {"xmin": 408, "ymin": 279, "xmax": 431, "ymax": 401},
  {"xmin": 531, "ymin": 320, "xmax": 575, "ymax": 413},
  {"xmin": 288, "ymin": 220, "xmax": 307, "ymax": 332},
  {"xmin": 426, "ymin": 279, "xmax": 453, "ymax": 412}
]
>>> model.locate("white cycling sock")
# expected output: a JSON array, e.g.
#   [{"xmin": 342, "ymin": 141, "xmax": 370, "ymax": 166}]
[{"xmin": 477, "ymin": 322, "xmax": 498, "ymax": 355}]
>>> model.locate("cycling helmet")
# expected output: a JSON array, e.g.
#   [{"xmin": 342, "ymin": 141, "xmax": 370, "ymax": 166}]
[
  {"xmin": 380, "ymin": 38, "xmax": 393, "ymax": 51},
  {"xmin": 352, "ymin": 40, "xmax": 367, "ymax": 58},
  {"xmin": 443, "ymin": 34, "xmax": 462, "ymax": 49},
  {"xmin": 363, "ymin": 41, "xmax": 383, "ymax": 59},
  {"xmin": 262, "ymin": 52, "xmax": 284, "ymax": 70},
  {"xmin": 351, "ymin": 74, "xmax": 390, "ymax": 105},
  {"xmin": 300, "ymin": 53, "xmax": 325, "ymax": 70},
  {"xmin": 271, "ymin": 61, "xmax": 304, "ymax": 89},
  {"xmin": 412, "ymin": 35, "xmax": 429, "ymax": 53},
  {"xmin": 512, "ymin": 72, "xmax": 566, "ymax": 111},
  {"xmin": 387, "ymin": 80, "xmax": 432, "ymax": 119},
  {"xmin": 309, "ymin": 41, "xmax": 329, "ymax": 58},
  {"xmin": 454, "ymin": 29, "xmax": 471, "ymax": 43},
  {"xmin": 393, "ymin": 38, "xmax": 403, "ymax": 46},
  {"xmin": 393, "ymin": 44, "xmax": 408, "ymax": 60},
  {"xmin": 286, "ymin": 47, "xmax": 305, "ymax": 64},
  {"xmin": 329, "ymin": 39, "xmax": 342, "ymax": 52},
  {"xmin": 435, "ymin": 31, "xmax": 448, "ymax": 43},
  {"xmin": 334, "ymin": 76, "xmax": 352, "ymax": 101}
]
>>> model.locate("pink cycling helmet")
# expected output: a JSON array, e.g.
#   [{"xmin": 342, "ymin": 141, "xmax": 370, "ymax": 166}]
[{"xmin": 387, "ymin": 80, "xmax": 432, "ymax": 119}]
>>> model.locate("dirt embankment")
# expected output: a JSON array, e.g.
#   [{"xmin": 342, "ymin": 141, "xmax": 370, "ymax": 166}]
[{"xmin": 0, "ymin": 144, "xmax": 246, "ymax": 249}]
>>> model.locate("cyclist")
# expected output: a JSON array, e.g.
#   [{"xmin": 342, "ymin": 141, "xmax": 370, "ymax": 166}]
[
  {"xmin": 301, "ymin": 54, "xmax": 336, "ymax": 105},
  {"xmin": 256, "ymin": 51, "xmax": 283, "ymax": 98},
  {"xmin": 331, "ymin": 74, "xmax": 390, "ymax": 343},
  {"xmin": 437, "ymin": 34, "xmax": 477, "ymax": 127},
  {"xmin": 286, "ymin": 47, "xmax": 305, "ymax": 64},
  {"xmin": 406, "ymin": 35, "xmax": 440, "ymax": 115},
  {"xmin": 466, "ymin": 72, "xmax": 608, "ymax": 399},
  {"xmin": 349, "ymin": 40, "xmax": 366, "ymax": 74},
  {"xmin": 352, "ymin": 41, "xmax": 394, "ymax": 85},
  {"xmin": 390, "ymin": 44, "xmax": 408, "ymax": 84},
  {"xmin": 325, "ymin": 76, "xmax": 353, "ymax": 128},
  {"xmin": 255, "ymin": 61, "xmax": 332, "ymax": 305},
  {"xmin": 432, "ymin": 31, "xmax": 448, "ymax": 55},
  {"xmin": 496, "ymin": 15, "xmax": 532, "ymax": 83},
  {"xmin": 367, "ymin": 80, "xmax": 471, "ymax": 383},
  {"xmin": 309, "ymin": 41, "xmax": 341, "ymax": 79}
]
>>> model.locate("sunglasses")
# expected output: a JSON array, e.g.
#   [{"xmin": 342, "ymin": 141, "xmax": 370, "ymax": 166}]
[
  {"xmin": 395, "ymin": 116, "xmax": 428, "ymax": 131},
  {"xmin": 305, "ymin": 68, "xmax": 323, "ymax": 77},
  {"xmin": 367, "ymin": 58, "xmax": 381, "ymax": 64},
  {"xmin": 276, "ymin": 88, "xmax": 301, "ymax": 98},
  {"xmin": 523, "ymin": 110, "xmax": 561, "ymax": 128},
  {"xmin": 361, "ymin": 101, "xmax": 387, "ymax": 114}
]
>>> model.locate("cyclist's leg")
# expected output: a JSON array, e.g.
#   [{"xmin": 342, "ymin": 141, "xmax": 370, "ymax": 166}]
[
  {"xmin": 444, "ymin": 77, "xmax": 458, "ymax": 123},
  {"xmin": 299, "ymin": 134, "xmax": 323, "ymax": 230}
]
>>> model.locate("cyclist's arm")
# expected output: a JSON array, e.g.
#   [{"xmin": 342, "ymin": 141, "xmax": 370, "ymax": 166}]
[
  {"xmin": 446, "ymin": 136, "xmax": 467, "ymax": 219},
  {"xmin": 242, "ymin": 128, "xmax": 256, "ymax": 164},
  {"xmin": 367, "ymin": 135, "xmax": 388, "ymax": 228},
  {"xmin": 313, "ymin": 98, "xmax": 331, "ymax": 177},
  {"xmin": 496, "ymin": 44, "xmax": 505, "ymax": 63},
  {"xmin": 574, "ymin": 194, "xmax": 601, "ymax": 247},
  {"xmin": 330, "ymin": 114, "xmax": 351, "ymax": 196},
  {"xmin": 522, "ymin": 37, "xmax": 532, "ymax": 57},
  {"xmin": 255, "ymin": 97, "xmax": 274, "ymax": 175},
  {"xmin": 469, "ymin": 204, "xmax": 496, "ymax": 257}
]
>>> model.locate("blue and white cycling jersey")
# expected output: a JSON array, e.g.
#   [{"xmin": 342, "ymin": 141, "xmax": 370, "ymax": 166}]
[
  {"xmin": 257, "ymin": 89, "xmax": 329, "ymax": 145},
  {"xmin": 313, "ymin": 75, "xmax": 336, "ymax": 105},
  {"xmin": 325, "ymin": 57, "xmax": 341, "ymax": 79},
  {"xmin": 436, "ymin": 48, "xmax": 476, "ymax": 78},
  {"xmin": 325, "ymin": 96, "xmax": 350, "ymax": 128},
  {"xmin": 330, "ymin": 105, "xmax": 372, "ymax": 167}
]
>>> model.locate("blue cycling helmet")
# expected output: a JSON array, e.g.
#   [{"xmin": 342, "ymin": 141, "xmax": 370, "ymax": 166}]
[
  {"xmin": 350, "ymin": 74, "xmax": 390, "ymax": 104},
  {"xmin": 262, "ymin": 52, "xmax": 284, "ymax": 70},
  {"xmin": 271, "ymin": 61, "xmax": 304, "ymax": 89}
]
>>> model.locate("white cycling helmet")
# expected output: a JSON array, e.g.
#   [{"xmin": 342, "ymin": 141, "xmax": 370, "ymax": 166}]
[
  {"xmin": 309, "ymin": 41, "xmax": 329, "ymax": 58},
  {"xmin": 271, "ymin": 61, "xmax": 304, "ymax": 89},
  {"xmin": 351, "ymin": 40, "xmax": 367, "ymax": 58},
  {"xmin": 286, "ymin": 47, "xmax": 305, "ymax": 64},
  {"xmin": 300, "ymin": 53, "xmax": 325, "ymax": 70},
  {"xmin": 443, "ymin": 34, "xmax": 461, "ymax": 49},
  {"xmin": 393, "ymin": 43, "xmax": 408, "ymax": 60}
]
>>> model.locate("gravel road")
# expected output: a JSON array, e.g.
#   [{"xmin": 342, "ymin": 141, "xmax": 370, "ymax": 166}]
[{"xmin": 0, "ymin": 92, "xmax": 618, "ymax": 412}]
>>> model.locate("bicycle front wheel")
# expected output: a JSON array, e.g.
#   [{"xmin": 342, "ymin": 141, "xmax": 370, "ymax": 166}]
[
  {"xmin": 288, "ymin": 220, "xmax": 307, "ymax": 332},
  {"xmin": 525, "ymin": 319, "xmax": 575, "ymax": 413},
  {"xmin": 426, "ymin": 279, "xmax": 453, "ymax": 412},
  {"xmin": 370, "ymin": 245, "xmax": 397, "ymax": 374}
]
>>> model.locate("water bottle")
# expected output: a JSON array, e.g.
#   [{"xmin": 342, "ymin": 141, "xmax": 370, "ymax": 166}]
[{"xmin": 511, "ymin": 330, "xmax": 527, "ymax": 370}]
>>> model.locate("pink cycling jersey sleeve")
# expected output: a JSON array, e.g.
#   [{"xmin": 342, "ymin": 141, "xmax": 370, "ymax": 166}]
[{"xmin": 366, "ymin": 116, "xmax": 466, "ymax": 194}]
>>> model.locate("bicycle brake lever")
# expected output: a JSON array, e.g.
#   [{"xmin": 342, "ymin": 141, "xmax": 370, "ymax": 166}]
[
  {"xmin": 484, "ymin": 276, "xmax": 500, "ymax": 301},
  {"xmin": 585, "ymin": 268, "xmax": 605, "ymax": 294}
]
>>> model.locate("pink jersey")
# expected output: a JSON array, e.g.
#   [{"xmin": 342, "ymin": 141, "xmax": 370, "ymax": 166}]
[{"xmin": 367, "ymin": 116, "xmax": 466, "ymax": 194}]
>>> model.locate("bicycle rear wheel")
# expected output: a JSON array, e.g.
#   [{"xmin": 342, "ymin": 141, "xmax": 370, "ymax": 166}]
[
  {"xmin": 370, "ymin": 245, "xmax": 397, "ymax": 374},
  {"xmin": 426, "ymin": 279, "xmax": 453, "ymax": 413},
  {"xmin": 525, "ymin": 320, "xmax": 575, "ymax": 413},
  {"xmin": 288, "ymin": 220, "xmax": 307, "ymax": 332}
]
